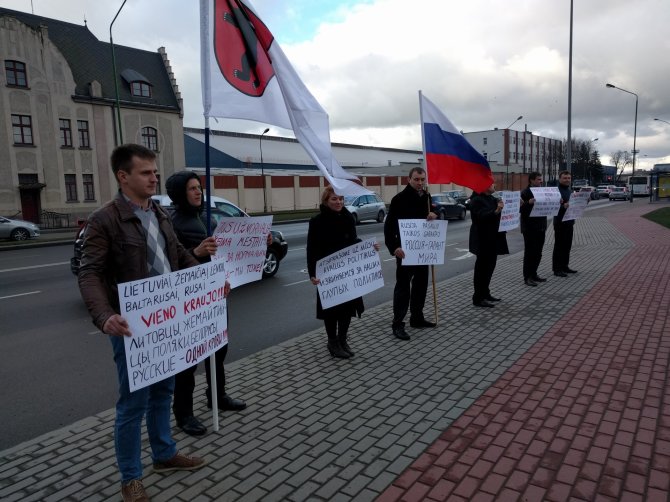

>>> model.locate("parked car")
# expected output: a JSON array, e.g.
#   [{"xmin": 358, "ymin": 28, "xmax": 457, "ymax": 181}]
[
  {"xmin": 71, "ymin": 195, "xmax": 288, "ymax": 278},
  {"xmin": 575, "ymin": 186, "xmax": 599, "ymax": 200},
  {"xmin": 0, "ymin": 216, "xmax": 40, "ymax": 241},
  {"xmin": 608, "ymin": 186, "xmax": 630, "ymax": 201},
  {"xmin": 343, "ymin": 193, "xmax": 386, "ymax": 224},
  {"xmin": 431, "ymin": 194, "xmax": 466, "ymax": 220},
  {"xmin": 596, "ymin": 184, "xmax": 616, "ymax": 197},
  {"xmin": 441, "ymin": 190, "xmax": 469, "ymax": 207}
]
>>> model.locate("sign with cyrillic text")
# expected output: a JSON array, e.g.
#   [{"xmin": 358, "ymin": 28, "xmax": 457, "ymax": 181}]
[
  {"xmin": 399, "ymin": 219, "xmax": 448, "ymax": 265},
  {"xmin": 563, "ymin": 190, "xmax": 590, "ymax": 221},
  {"xmin": 529, "ymin": 187, "xmax": 561, "ymax": 217},
  {"xmin": 498, "ymin": 191, "xmax": 520, "ymax": 232},
  {"xmin": 213, "ymin": 216, "xmax": 272, "ymax": 288},
  {"xmin": 119, "ymin": 261, "xmax": 228, "ymax": 392},
  {"xmin": 316, "ymin": 238, "xmax": 383, "ymax": 310}
]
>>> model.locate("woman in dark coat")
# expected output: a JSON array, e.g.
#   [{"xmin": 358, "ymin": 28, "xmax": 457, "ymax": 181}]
[
  {"xmin": 306, "ymin": 186, "xmax": 379, "ymax": 358},
  {"xmin": 165, "ymin": 171, "xmax": 245, "ymax": 437},
  {"xmin": 469, "ymin": 183, "xmax": 509, "ymax": 307}
]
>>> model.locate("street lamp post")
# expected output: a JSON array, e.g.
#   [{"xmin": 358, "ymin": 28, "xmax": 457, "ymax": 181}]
[
  {"xmin": 654, "ymin": 118, "xmax": 670, "ymax": 126},
  {"xmin": 259, "ymin": 127, "xmax": 270, "ymax": 213},
  {"xmin": 506, "ymin": 115, "xmax": 523, "ymax": 129},
  {"xmin": 606, "ymin": 83, "xmax": 638, "ymax": 203},
  {"xmin": 109, "ymin": 0, "xmax": 127, "ymax": 146}
]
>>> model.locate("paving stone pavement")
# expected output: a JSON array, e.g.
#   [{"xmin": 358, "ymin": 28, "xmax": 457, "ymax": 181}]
[{"xmin": 0, "ymin": 202, "xmax": 667, "ymax": 501}]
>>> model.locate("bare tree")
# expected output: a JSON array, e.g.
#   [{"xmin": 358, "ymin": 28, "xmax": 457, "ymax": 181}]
[{"xmin": 610, "ymin": 150, "xmax": 632, "ymax": 184}]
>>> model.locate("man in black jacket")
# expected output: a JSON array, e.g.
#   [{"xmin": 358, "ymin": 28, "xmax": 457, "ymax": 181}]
[
  {"xmin": 384, "ymin": 167, "xmax": 438, "ymax": 340},
  {"xmin": 520, "ymin": 172, "xmax": 548, "ymax": 286},
  {"xmin": 552, "ymin": 171, "xmax": 578, "ymax": 277}
]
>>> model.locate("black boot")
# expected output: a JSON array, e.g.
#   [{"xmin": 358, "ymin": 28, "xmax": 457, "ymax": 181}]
[
  {"xmin": 338, "ymin": 334, "xmax": 354, "ymax": 357},
  {"xmin": 327, "ymin": 336, "xmax": 350, "ymax": 359}
]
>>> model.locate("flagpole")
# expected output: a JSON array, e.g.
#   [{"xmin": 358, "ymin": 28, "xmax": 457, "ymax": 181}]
[{"xmin": 419, "ymin": 91, "xmax": 438, "ymax": 326}]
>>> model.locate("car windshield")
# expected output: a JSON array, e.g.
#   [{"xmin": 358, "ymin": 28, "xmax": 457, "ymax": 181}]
[{"xmin": 343, "ymin": 196, "xmax": 357, "ymax": 205}]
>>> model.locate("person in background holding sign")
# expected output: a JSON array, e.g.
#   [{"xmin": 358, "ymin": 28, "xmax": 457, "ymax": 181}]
[
  {"xmin": 307, "ymin": 186, "xmax": 380, "ymax": 358},
  {"xmin": 469, "ymin": 184, "xmax": 509, "ymax": 307},
  {"xmin": 520, "ymin": 172, "xmax": 548, "ymax": 287},
  {"xmin": 165, "ymin": 171, "xmax": 245, "ymax": 438},
  {"xmin": 552, "ymin": 171, "xmax": 578, "ymax": 277},
  {"xmin": 78, "ymin": 145, "xmax": 212, "ymax": 502},
  {"xmin": 384, "ymin": 167, "xmax": 438, "ymax": 341}
]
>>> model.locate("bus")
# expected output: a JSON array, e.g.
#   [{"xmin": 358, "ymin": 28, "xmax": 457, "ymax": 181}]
[{"xmin": 628, "ymin": 175, "xmax": 651, "ymax": 196}]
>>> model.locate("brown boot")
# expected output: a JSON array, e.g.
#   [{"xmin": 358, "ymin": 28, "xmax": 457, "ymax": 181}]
[{"xmin": 121, "ymin": 479, "xmax": 149, "ymax": 502}]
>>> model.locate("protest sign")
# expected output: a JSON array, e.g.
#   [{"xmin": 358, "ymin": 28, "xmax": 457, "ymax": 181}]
[
  {"xmin": 498, "ymin": 191, "xmax": 520, "ymax": 232},
  {"xmin": 398, "ymin": 219, "xmax": 448, "ymax": 265},
  {"xmin": 316, "ymin": 238, "xmax": 383, "ymax": 310},
  {"xmin": 213, "ymin": 216, "xmax": 273, "ymax": 288},
  {"xmin": 119, "ymin": 261, "xmax": 228, "ymax": 392},
  {"xmin": 563, "ymin": 190, "xmax": 590, "ymax": 221},
  {"xmin": 530, "ymin": 187, "xmax": 561, "ymax": 217}
]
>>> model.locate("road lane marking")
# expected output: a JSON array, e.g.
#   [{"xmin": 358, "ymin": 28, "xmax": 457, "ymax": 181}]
[
  {"xmin": 0, "ymin": 261, "xmax": 69, "ymax": 273},
  {"xmin": 284, "ymin": 279, "xmax": 310, "ymax": 286},
  {"xmin": 0, "ymin": 291, "xmax": 41, "ymax": 300}
]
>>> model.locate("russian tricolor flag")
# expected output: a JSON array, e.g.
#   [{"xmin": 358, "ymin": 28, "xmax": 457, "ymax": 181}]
[{"xmin": 420, "ymin": 93, "xmax": 494, "ymax": 193}]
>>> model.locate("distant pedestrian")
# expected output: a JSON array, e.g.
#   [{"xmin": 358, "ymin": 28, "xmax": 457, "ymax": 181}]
[
  {"xmin": 307, "ymin": 186, "xmax": 380, "ymax": 358},
  {"xmin": 520, "ymin": 172, "xmax": 548, "ymax": 286},
  {"xmin": 78, "ymin": 144, "xmax": 216, "ymax": 502},
  {"xmin": 384, "ymin": 167, "xmax": 438, "ymax": 341},
  {"xmin": 165, "ymin": 171, "xmax": 245, "ymax": 438},
  {"xmin": 552, "ymin": 171, "xmax": 578, "ymax": 277},
  {"xmin": 469, "ymin": 183, "xmax": 508, "ymax": 307}
]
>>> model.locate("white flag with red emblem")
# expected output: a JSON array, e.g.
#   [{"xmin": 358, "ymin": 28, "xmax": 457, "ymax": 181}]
[{"xmin": 200, "ymin": 0, "xmax": 370, "ymax": 196}]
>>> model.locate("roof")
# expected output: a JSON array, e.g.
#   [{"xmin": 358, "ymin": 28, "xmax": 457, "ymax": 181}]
[{"xmin": 0, "ymin": 7, "xmax": 180, "ymax": 111}]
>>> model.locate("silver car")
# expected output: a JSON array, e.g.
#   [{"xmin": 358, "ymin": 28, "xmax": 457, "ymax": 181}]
[
  {"xmin": 0, "ymin": 216, "xmax": 40, "ymax": 241},
  {"xmin": 343, "ymin": 194, "xmax": 386, "ymax": 224}
]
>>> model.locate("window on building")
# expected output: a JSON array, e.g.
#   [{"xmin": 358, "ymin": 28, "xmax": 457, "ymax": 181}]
[
  {"xmin": 483, "ymin": 137, "xmax": 487, "ymax": 145},
  {"xmin": 141, "ymin": 126, "xmax": 158, "ymax": 151},
  {"xmin": 83, "ymin": 174, "xmax": 95, "ymax": 201},
  {"xmin": 77, "ymin": 120, "xmax": 90, "ymax": 148},
  {"xmin": 59, "ymin": 119, "xmax": 72, "ymax": 147},
  {"xmin": 12, "ymin": 114, "xmax": 33, "ymax": 144},
  {"xmin": 65, "ymin": 174, "xmax": 78, "ymax": 202},
  {"xmin": 5, "ymin": 60, "xmax": 28, "ymax": 87},
  {"xmin": 155, "ymin": 174, "xmax": 162, "ymax": 194},
  {"xmin": 131, "ymin": 81, "xmax": 152, "ymax": 97}
]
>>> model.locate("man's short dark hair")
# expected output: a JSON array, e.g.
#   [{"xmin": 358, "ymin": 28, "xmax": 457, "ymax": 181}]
[
  {"xmin": 558, "ymin": 170, "xmax": 571, "ymax": 178},
  {"xmin": 111, "ymin": 144, "xmax": 156, "ymax": 178},
  {"xmin": 408, "ymin": 166, "xmax": 426, "ymax": 178},
  {"xmin": 529, "ymin": 171, "xmax": 542, "ymax": 182}
]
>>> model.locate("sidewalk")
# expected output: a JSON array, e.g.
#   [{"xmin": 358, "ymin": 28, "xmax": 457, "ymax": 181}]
[{"xmin": 0, "ymin": 202, "xmax": 668, "ymax": 501}]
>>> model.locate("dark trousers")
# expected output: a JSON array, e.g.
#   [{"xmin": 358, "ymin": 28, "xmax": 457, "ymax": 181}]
[
  {"xmin": 472, "ymin": 251, "xmax": 498, "ymax": 303},
  {"xmin": 552, "ymin": 224, "xmax": 574, "ymax": 272},
  {"xmin": 523, "ymin": 230, "xmax": 546, "ymax": 279},
  {"xmin": 173, "ymin": 344, "xmax": 228, "ymax": 422},
  {"xmin": 325, "ymin": 316, "xmax": 352, "ymax": 340},
  {"xmin": 392, "ymin": 261, "xmax": 429, "ymax": 327}
]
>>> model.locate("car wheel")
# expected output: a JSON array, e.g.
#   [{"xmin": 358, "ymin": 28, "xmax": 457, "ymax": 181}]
[
  {"xmin": 377, "ymin": 210, "xmax": 385, "ymax": 223},
  {"xmin": 438, "ymin": 210, "xmax": 446, "ymax": 220},
  {"xmin": 352, "ymin": 213, "xmax": 359, "ymax": 225},
  {"xmin": 262, "ymin": 249, "xmax": 279, "ymax": 278},
  {"xmin": 459, "ymin": 208, "xmax": 466, "ymax": 220},
  {"xmin": 10, "ymin": 228, "xmax": 30, "ymax": 241}
]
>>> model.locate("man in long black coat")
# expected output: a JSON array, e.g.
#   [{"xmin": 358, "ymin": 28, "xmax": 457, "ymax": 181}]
[{"xmin": 520, "ymin": 172, "xmax": 548, "ymax": 286}]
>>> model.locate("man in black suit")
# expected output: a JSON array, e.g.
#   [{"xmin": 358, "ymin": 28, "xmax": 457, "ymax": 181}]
[
  {"xmin": 520, "ymin": 172, "xmax": 548, "ymax": 286},
  {"xmin": 552, "ymin": 171, "xmax": 578, "ymax": 277}
]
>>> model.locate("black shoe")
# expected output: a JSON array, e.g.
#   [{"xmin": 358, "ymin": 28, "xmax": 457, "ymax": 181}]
[
  {"xmin": 177, "ymin": 416, "xmax": 207, "ymax": 436},
  {"xmin": 553, "ymin": 271, "xmax": 568, "ymax": 277},
  {"xmin": 409, "ymin": 318, "xmax": 436, "ymax": 328},
  {"xmin": 532, "ymin": 276, "xmax": 547, "ymax": 282},
  {"xmin": 524, "ymin": 278, "xmax": 538, "ymax": 287},
  {"xmin": 338, "ymin": 337, "xmax": 354, "ymax": 357},
  {"xmin": 207, "ymin": 394, "xmax": 247, "ymax": 411},
  {"xmin": 327, "ymin": 340, "xmax": 351, "ymax": 359},
  {"xmin": 473, "ymin": 300, "xmax": 495, "ymax": 308},
  {"xmin": 392, "ymin": 326, "xmax": 411, "ymax": 340},
  {"xmin": 563, "ymin": 268, "xmax": 577, "ymax": 274},
  {"xmin": 486, "ymin": 295, "xmax": 501, "ymax": 302}
]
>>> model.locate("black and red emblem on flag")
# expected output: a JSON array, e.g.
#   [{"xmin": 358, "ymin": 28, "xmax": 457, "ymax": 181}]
[{"xmin": 214, "ymin": 0, "xmax": 275, "ymax": 97}]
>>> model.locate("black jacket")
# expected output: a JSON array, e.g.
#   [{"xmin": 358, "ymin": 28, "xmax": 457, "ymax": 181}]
[
  {"xmin": 166, "ymin": 171, "xmax": 210, "ymax": 263},
  {"xmin": 553, "ymin": 183, "xmax": 575, "ymax": 227},
  {"xmin": 384, "ymin": 184, "xmax": 432, "ymax": 256},
  {"xmin": 520, "ymin": 186, "xmax": 548, "ymax": 233},
  {"xmin": 468, "ymin": 192, "xmax": 509, "ymax": 256}
]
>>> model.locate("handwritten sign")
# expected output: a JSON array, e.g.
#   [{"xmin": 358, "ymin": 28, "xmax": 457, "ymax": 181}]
[
  {"xmin": 563, "ymin": 190, "xmax": 590, "ymax": 221},
  {"xmin": 316, "ymin": 238, "xmax": 383, "ymax": 310},
  {"xmin": 119, "ymin": 261, "xmax": 228, "ymax": 392},
  {"xmin": 498, "ymin": 191, "xmax": 520, "ymax": 232},
  {"xmin": 399, "ymin": 219, "xmax": 448, "ymax": 265},
  {"xmin": 212, "ymin": 216, "xmax": 273, "ymax": 288},
  {"xmin": 530, "ymin": 187, "xmax": 561, "ymax": 217}
]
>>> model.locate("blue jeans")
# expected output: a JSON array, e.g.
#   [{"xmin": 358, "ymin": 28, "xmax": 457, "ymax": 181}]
[{"xmin": 110, "ymin": 336, "xmax": 177, "ymax": 483}]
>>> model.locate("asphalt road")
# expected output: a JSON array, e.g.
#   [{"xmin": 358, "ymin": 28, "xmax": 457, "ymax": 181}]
[{"xmin": 0, "ymin": 215, "xmax": 530, "ymax": 450}]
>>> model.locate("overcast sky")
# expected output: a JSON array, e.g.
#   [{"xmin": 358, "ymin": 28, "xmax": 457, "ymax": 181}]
[{"xmin": 2, "ymin": 0, "xmax": 669, "ymax": 170}]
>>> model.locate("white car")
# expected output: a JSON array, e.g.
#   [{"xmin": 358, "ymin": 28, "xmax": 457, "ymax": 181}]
[
  {"xmin": 608, "ymin": 187, "xmax": 630, "ymax": 201},
  {"xmin": 0, "ymin": 216, "xmax": 40, "ymax": 241},
  {"xmin": 596, "ymin": 184, "xmax": 616, "ymax": 197},
  {"xmin": 343, "ymin": 194, "xmax": 386, "ymax": 224}
]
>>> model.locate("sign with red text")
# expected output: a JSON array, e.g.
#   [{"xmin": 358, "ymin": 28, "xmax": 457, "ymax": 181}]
[
  {"xmin": 316, "ymin": 238, "xmax": 383, "ymax": 309},
  {"xmin": 399, "ymin": 219, "xmax": 448, "ymax": 265},
  {"xmin": 212, "ymin": 216, "xmax": 273, "ymax": 288},
  {"xmin": 498, "ymin": 191, "xmax": 520, "ymax": 232},
  {"xmin": 563, "ymin": 190, "xmax": 590, "ymax": 221},
  {"xmin": 529, "ymin": 187, "xmax": 561, "ymax": 217},
  {"xmin": 119, "ymin": 261, "xmax": 228, "ymax": 392}
]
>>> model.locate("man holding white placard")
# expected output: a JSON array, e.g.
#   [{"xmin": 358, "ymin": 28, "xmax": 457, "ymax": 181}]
[
  {"xmin": 520, "ymin": 172, "xmax": 548, "ymax": 287},
  {"xmin": 552, "ymin": 171, "xmax": 578, "ymax": 277}
]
